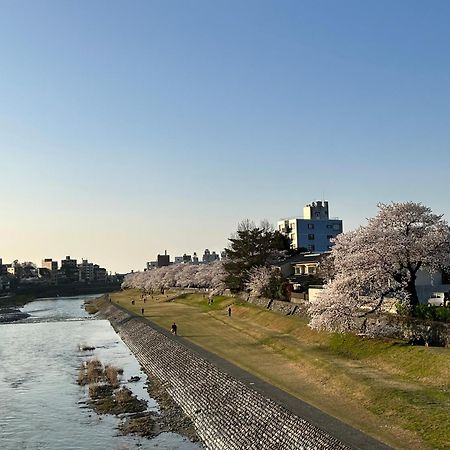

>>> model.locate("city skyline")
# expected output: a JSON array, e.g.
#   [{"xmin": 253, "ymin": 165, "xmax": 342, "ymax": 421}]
[{"xmin": 1, "ymin": 0, "xmax": 449, "ymax": 273}]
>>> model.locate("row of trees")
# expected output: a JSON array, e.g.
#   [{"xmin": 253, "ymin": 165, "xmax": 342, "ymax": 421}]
[{"xmin": 122, "ymin": 260, "xmax": 227, "ymax": 296}]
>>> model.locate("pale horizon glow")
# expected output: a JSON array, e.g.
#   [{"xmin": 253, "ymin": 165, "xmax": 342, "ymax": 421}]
[{"xmin": 1, "ymin": 1, "xmax": 449, "ymax": 273}]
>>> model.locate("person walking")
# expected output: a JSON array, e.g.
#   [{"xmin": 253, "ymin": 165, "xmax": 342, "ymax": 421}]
[
  {"xmin": 141, "ymin": 308, "xmax": 144, "ymax": 315},
  {"xmin": 228, "ymin": 307, "xmax": 232, "ymax": 317},
  {"xmin": 171, "ymin": 322, "xmax": 177, "ymax": 336}
]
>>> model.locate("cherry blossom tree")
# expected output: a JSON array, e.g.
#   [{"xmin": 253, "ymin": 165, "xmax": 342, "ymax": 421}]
[
  {"xmin": 122, "ymin": 260, "xmax": 227, "ymax": 297},
  {"xmin": 245, "ymin": 266, "xmax": 289, "ymax": 300},
  {"xmin": 309, "ymin": 202, "xmax": 450, "ymax": 333}
]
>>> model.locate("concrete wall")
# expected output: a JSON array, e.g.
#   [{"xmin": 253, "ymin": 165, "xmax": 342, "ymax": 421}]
[
  {"xmin": 98, "ymin": 305, "xmax": 349, "ymax": 450},
  {"xmin": 308, "ymin": 287, "xmax": 323, "ymax": 303}
]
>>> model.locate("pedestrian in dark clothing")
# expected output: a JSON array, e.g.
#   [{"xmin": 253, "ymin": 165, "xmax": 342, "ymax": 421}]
[
  {"xmin": 228, "ymin": 307, "xmax": 232, "ymax": 317},
  {"xmin": 141, "ymin": 308, "xmax": 144, "ymax": 315},
  {"xmin": 171, "ymin": 322, "xmax": 177, "ymax": 335}
]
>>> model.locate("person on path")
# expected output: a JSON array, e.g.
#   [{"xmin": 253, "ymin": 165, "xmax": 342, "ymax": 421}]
[
  {"xmin": 228, "ymin": 307, "xmax": 232, "ymax": 317},
  {"xmin": 171, "ymin": 322, "xmax": 177, "ymax": 336},
  {"xmin": 141, "ymin": 308, "xmax": 144, "ymax": 315}
]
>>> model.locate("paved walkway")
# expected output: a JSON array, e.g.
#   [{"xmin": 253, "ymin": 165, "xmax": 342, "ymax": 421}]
[{"xmin": 111, "ymin": 302, "xmax": 392, "ymax": 450}]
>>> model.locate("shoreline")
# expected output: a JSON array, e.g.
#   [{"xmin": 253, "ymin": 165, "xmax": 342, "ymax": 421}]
[{"xmin": 85, "ymin": 296, "xmax": 202, "ymax": 445}]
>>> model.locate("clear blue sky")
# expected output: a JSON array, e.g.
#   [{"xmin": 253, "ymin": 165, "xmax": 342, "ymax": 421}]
[{"xmin": 1, "ymin": 0, "xmax": 449, "ymax": 273}]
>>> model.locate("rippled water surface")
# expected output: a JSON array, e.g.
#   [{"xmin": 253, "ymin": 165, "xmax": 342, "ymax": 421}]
[{"xmin": 0, "ymin": 296, "xmax": 200, "ymax": 450}]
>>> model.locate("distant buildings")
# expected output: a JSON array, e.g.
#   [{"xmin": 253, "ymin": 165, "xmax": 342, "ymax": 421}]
[
  {"xmin": 145, "ymin": 248, "xmax": 221, "ymax": 270},
  {"xmin": 0, "ymin": 255, "xmax": 112, "ymax": 291},
  {"xmin": 278, "ymin": 200, "xmax": 343, "ymax": 253}
]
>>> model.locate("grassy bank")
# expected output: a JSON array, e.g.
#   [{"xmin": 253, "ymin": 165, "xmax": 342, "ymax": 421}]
[{"xmin": 109, "ymin": 290, "xmax": 450, "ymax": 450}]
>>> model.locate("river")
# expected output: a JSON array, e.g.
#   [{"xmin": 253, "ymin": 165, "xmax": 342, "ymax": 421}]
[{"xmin": 0, "ymin": 295, "xmax": 201, "ymax": 450}]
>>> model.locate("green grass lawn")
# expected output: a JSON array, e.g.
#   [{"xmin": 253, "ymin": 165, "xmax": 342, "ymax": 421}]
[{"xmin": 109, "ymin": 290, "xmax": 450, "ymax": 450}]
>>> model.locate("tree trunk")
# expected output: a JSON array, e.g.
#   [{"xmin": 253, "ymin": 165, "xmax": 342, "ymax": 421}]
[{"xmin": 406, "ymin": 271, "xmax": 419, "ymax": 309}]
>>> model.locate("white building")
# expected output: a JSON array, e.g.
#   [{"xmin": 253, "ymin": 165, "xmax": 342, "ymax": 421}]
[{"xmin": 278, "ymin": 201, "xmax": 343, "ymax": 253}]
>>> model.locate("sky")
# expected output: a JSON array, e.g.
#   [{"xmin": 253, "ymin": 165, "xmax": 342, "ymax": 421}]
[{"xmin": 1, "ymin": 0, "xmax": 449, "ymax": 273}]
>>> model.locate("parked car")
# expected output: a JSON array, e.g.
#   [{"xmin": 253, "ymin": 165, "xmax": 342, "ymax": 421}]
[{"xmin": 427, "ymin": 292, "xmax": 450, "ymax": 307}]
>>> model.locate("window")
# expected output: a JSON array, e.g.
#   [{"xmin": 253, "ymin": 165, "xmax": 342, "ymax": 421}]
[
  {"xmin": 333, "ymin": 224, "xmax": 340, "ymax": 230},
  {"xmin": 308, "ymin": 234, "xmax": 314, "ymax": 240},
  {"xmin": 307, "ymin": 224, "xmax": 314, "ymax": 229},
  {"xmin": 308, "ymin": 244, "xmax": 315, "ymax": 251},
  {"xmin": 326, "ymin": 224, "xmax": 333, "ymax": 229}
]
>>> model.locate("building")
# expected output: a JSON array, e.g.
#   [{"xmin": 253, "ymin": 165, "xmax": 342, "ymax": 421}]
[
  {"xmin": 192, "ymin": 252, "xmax": 199, "ymax": 264},
  {"xmin": 202, "ymin": 249, "xmax": 220, "ymax": 263},
  {"xmin": 415, "ymin": 269, "xmax": 450, "ymax": 304},
  {"xmin": 60, "ymin": 256, "xmax": 79, "ymax": 282},
  {"xmin": 42, "ymin": 258, "xmax": 58, "ymax": 272},
  {"xmin": 78, "ymin": 259, "xmax": 95, "ymax": 282},
  {"xmin": 278, "ymin": 201, "xmax": 343, "ymax": 253},
  {"xmin": 41, "ymin": 258, "xmax": 59, "ymax": 284},
  {"xmin": 182, "ymin": 254, "xmax": 192, "ymax": 264},
  {"xmin": 93, "ymin": 265, "xmax": 107, "ymax": 282},
  {"xmin": 157, "ymin": 252, "xmax": 170, "ymax": 267}
]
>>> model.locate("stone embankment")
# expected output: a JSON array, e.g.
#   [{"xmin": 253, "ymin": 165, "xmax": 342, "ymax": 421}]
[
  {"xmin": 246, "ymin": 296, "xmax": 450, "ymax": 346},
  {"xmin": 98, "ymin": 304, "xmax": 350, "ymax": 450},
  {"xmin": 246, "ymin": 296, "xmax": 310, "ymax": 317}
]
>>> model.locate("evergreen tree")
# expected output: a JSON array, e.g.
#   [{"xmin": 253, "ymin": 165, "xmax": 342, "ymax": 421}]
[{"xmin": 223, "ymin": 220, "xmax": 288, "ymax": 291}]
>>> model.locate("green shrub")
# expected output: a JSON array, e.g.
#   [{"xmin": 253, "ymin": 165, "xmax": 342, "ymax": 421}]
[{"xmin": 413, "ymin": 305, "xmax": 450, "ymax": 323}]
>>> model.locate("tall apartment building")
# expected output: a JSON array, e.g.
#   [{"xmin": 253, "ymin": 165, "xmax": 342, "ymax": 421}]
[
  {"xmin": 79, "ymin": 259, "xmax": 95, "ymax": 281},
  {"xmin": 278, "ymin": 201, "xmax": 343, "ymax": 253},
  {"xmin": 42, "ymin": 258, "xmax": 58, "ymax": 272},
  {"xmin": 41, "ymin": 258, "xmax": 59, "ymax": 284},
  {"xmin": 61, "ymin": 256, "xmax": 79, "ymax": 282}
]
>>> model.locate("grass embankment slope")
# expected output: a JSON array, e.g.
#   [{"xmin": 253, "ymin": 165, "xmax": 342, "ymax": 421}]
[{"xmin": 110, "ymin": 290, "xmax": 450, "ymax": 450}]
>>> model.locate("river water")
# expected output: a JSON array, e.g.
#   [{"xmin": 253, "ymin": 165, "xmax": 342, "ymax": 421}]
[{"xmin": 0, "ymin": 295, "xmax": 201, "ymax": 450}]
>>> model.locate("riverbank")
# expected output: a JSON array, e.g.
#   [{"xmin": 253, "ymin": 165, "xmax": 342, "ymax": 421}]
[
  {"xmin": 0, "ymin": 284, "xmax": 119, "ymax": 318},
  {"xmin": 108, "ymin": 289, "xmax": 450, "ymax": 450},
  {"xmin": 95, "ymin": 300, "xmax": 362, "ymax": 450}
]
